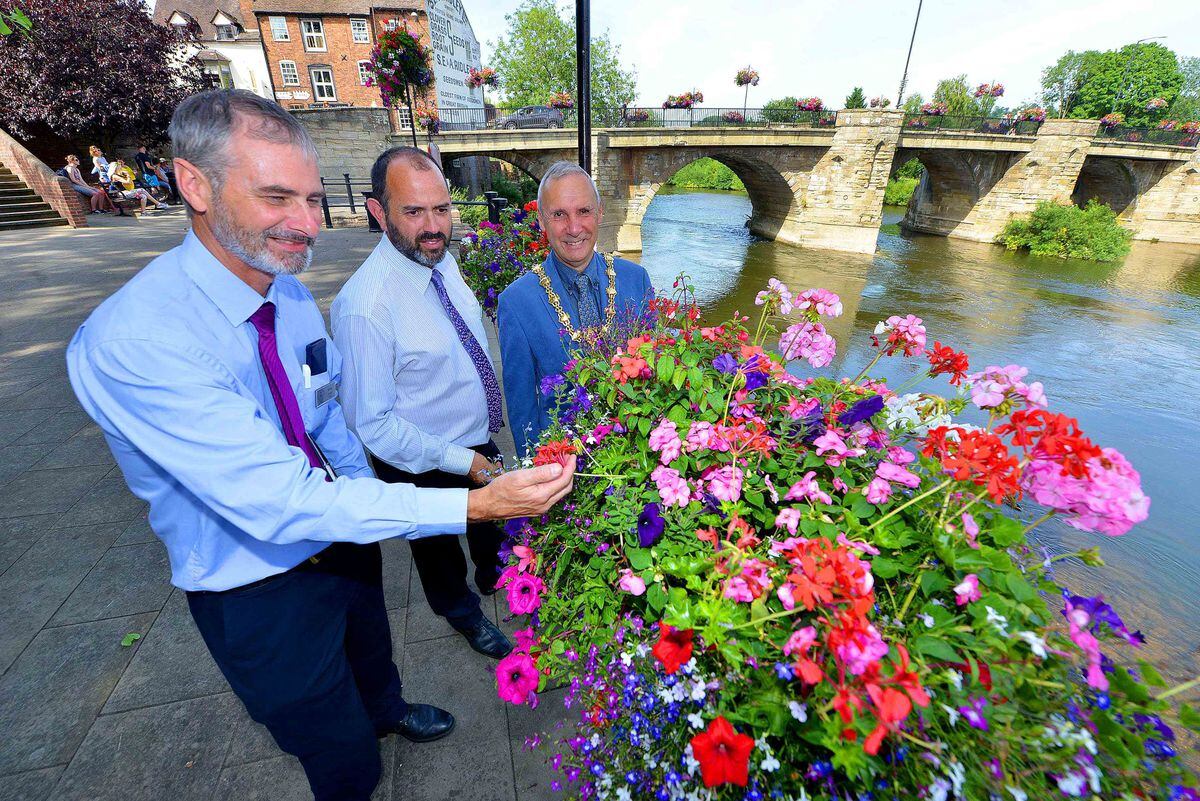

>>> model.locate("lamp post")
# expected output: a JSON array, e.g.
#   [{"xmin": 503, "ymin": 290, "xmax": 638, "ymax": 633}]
[
  {"xmin": 895, "ymin": 0, "xmax": 923, "ymax": 109},
  {"xmin": 575, "ymin": 0, "xmax": 592, "ymax": 171},
  {"xmin": 1111, "ymin": 36, "xmax": 1166, "ymax": 117}
]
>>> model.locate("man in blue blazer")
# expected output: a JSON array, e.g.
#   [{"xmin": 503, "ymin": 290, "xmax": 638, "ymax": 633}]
[{"xmin": 498, "ymin": 161, "xmax": 653, "ymax": 457}]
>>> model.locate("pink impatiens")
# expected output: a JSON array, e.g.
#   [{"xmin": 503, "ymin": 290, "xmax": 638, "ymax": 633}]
[
  {"xmin": 649, "ymin": 419, "xmax": 682, "ymax": 464},
  {"xmin": 652, "ymin": 465, "xmax": 692, "ymax": 508},
  {"xmin": 954, "ymin": 574, "xmax": 981, "ymax": 606}
]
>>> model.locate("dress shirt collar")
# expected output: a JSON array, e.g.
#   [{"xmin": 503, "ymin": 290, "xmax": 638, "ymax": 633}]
[
  {"xmin": 179, "ymin": 229, "xmax": 282, "ymax": 327},
  {"xmin": 548, "ymin": 249, "xmax": 602, "ymax": 291},
  {"xmin": 372, "ymin": 234, "xmax": 455, "ymax": 292}
]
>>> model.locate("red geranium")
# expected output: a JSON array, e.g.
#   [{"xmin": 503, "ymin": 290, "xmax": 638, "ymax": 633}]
[
  {"xmin": 689, "ymin": 716, "xmax": 754, "ymax": 787},
  {"xmin": 532, "ymin": 439, "xmax": 575, "ymax": 467},
  {"xmin": 923, "ymin": 427, "xmax": 1021, "ymax": 502},
  {"xmin": 926, "ymin": 341, "xmax": 970, "ymax": 385},
  {"xmin": 651, "ymin": 623, "xmax": 694, "ymax": 673},
  {"xmin": 996, "ymin": 409, "xmax": 1100, "ymax": 479}
]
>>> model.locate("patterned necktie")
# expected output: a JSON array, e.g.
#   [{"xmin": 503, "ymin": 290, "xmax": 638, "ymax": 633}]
[
  {"xmin": 574, "ymin": 271, "xmax": 601, "ymax": 328},
  {"xmin": 429, "ymin": 269, "xmax": 503, "ymax": 433},
  {"xmin": 247, "ymin": 302, "xmax": 326, "ymax": 474}
]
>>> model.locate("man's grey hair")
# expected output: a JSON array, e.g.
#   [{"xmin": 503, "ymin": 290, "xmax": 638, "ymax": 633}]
[
  {"xmin": 168, "ymin": 89, "xmax": 317, "ymax": 213},
  {"xmin": 536, "ymin": 160, "xmax": 601, "ymax": 210}
]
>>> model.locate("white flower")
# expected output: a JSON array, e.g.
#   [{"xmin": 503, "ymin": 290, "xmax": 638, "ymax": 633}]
[
  {"xmin": 788, "ymin": 701, "xmax": 808, "ymax": 722},
  {"xmin": 759, "ymin": 754, "xmax": 780, "ymax": 772},
  {"xmin": 1006, "ymin": 787, "xmax": 1028, "ymax": 801},
  {"xmin": 985, "ymin": 606, "xmax": 1010, "ymax": 636},
  {"xmin": 940, "ymin": 703, "xmax": 960, "ymax": 727},
  {"xmin": 690, "ymin": 680, "xmax": 706, "ymax": 701},
  {"xmin": 1015, "ymin": 630, "xmax": 1047, "ymax": 659},
  {"xmin": 929, "ymin": 778, "xmax": 950, "ymax": 801},
  {"xmin": 616, "ymin": 789, "xmax": 632, "ymax": 801},
  {"xmin": 947, "ymin": 760, "xmax": 965, "ymax": 797},
  {"xmin": 874, "ymin": 320, "xmax": 890, "ymax": 335},
  {"xmin": 619, "ymin": 652, "xmax": 633, "ymax": 667},
  {"xmin": 946, "ymin": 669, "xmax": 962, "ymax": 691},
  {"xmin": 1056, "ymin": 772, "xmax": 1086, "ymax": 797},
  {"xmin": 920, "ymin": 613, "xmax": 935, "ymax": 628},
  {"xmin": 687, "ymin": 712, "xmax": 704, "ymax": 729},
  {"xmin": 683, "ymin": 744, "xmax": 699, "ymax": 776}
]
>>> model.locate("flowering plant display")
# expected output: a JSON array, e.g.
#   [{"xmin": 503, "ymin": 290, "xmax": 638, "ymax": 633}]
[
  {"xmin": 721, "ymin": 111, "xmax": 745, "ymax": 124},
  {"xmin": 365, "ymin": 24, "xmax": 433, "ymax": 107},
  {"xmin": 1157, "ymin": 119, "xmax": 1178, "ymax": 131},
  {"xmin": 458, "ymin": 200, "xmax": 547, "ymax": 319},
  {"xmin": 664, "ymin": 92, "xmax": 704, "ymax": 109},
  {"xmin": 974, "ymin": 82, "xmax": 1005, "ymax": 98},
  {"xmin": 494, "ymin": 275, "xmax": 1200, "ymax": 800},
  {"xmin": 1146, "ymin": 97, "xmax": 1168, "ymax": 111},
  {"xmin": 906, "ymin": 117, "xmax": 928, "ymax": 128},
  {"xmin": 735, "ymin": 68, "xmax": 760, "ymax": 88},
  {"xmin": 465, "ymin": 66, "xmax": 500, "ymax": 90},
  {"xmin": 1017, "ymin": 107, "xmax": 1047, "ymax": 123},
  {"xmin": 550, "ymin": 91, "xmax": 575, "ymax": 110},
  {"xmin": 1182, "ymin": 121, "xmax": 1200, "ymax": 134},
  {"xmin": 795, "ymin": 97, "xmax": 823, "ymax": 112},
  {"xmin": 1100, "ymin": 112, "xmax": 1125, "ymax": 129},
  {"xmin": 869, "ymin": 96, "xmax": 892, "ymax": 108},
  {"xmin": 625, "ymin": 108, "xmax": 652, "ymax": 124},
  {"xmin": 416, "ymin": 109, "xmax": 439, "ymax": 134},
  {"xmin": 920, "ymin": 101, "xmax": 949, "ymax": 116}
]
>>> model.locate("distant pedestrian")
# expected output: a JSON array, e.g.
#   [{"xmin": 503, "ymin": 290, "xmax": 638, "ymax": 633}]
[{"xmin": 62, "ymin": 154, "xmax": 123, "ymax": 215}]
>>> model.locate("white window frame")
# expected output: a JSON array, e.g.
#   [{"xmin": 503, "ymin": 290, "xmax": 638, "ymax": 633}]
[
  {"xmin": 357, "ymin": 60, "xmax": 372, "ymax": 86},
  {"xmin": 268, "ymin": 16, "xmax": 289, "ymax": 41},
  {"xmin": 279, "ymin": 60, "xmax": 300, "ymax": 86},
  {"xmin": 310, "ymin": 66, "xmax": 336, "ymax": 101},
  {"xmin": 215, "ymin": 23, "xmax": 237, "ymax": 40},
  {"xmin": 350, "ymin": 17, "xmax": 370, "ymax": 44},
  {"xmin": 301, "ymin": 18, "xmax": 326, "ymax": 52}
]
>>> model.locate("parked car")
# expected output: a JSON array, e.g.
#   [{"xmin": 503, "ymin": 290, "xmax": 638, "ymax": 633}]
[{"xmin": 494, "ymin": 105, "xmax": 564, "ymax": 129}]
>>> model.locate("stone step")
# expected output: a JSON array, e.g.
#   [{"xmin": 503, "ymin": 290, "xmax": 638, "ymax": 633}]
[
  {"xmin": 0, "ymin": 200, "xmax": 53, "ymax": 214},
  {"xmin": 0, "ymin": 215, "xmax": 68, "ymax": 231},
  {"xmin": 0, "ymin": 187, "xmax": 38, "ymax": 200},
  {"xmin": 0, "ymin": 175, "xmax": 24, "ymax": 186},
  {"xmin": 0, "ymin": 207, "xmax": 65, "ymax": 223}
]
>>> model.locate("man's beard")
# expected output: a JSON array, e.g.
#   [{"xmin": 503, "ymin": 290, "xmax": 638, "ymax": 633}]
[
  {"xmin": 210, "ymin": 203, "xmax": 315, "ymax": 277},
  {"xmin": 386, "ymin": 218, "xmax": 448, "ymax": 269}
]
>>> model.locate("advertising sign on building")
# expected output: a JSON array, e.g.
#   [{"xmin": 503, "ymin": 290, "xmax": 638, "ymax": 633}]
[{"xmin": 425, "ymin": 0, "xmax": 483, "ymax": 111}]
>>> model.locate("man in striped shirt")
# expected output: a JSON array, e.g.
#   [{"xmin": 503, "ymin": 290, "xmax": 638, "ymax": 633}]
[{"xmin": 332, "ymin": 147, "xmax": 512, "ymax": 659}]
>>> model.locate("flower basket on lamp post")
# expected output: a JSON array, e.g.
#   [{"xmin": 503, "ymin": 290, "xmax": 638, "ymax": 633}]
[
  {"xmin": 365, "ymin": 23, "xmax": 434, "ymax": 147},
  {"xmin": 735, "ymin": 66, "xmax": 760, "ymax": 118}
]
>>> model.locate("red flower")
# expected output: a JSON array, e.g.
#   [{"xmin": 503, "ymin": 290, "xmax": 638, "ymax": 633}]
[
  {"xmin": 689, "ymin": 716, "xmax": 755, "ymax": 788},
  {"xmin": 923, "ymin": 427, "xmax": 1021, "ymax": 502},
  {"xmin": 926, "ymin": 341, "xmax": 970, "ymax": 385},
  {"xmin": 532, "ymin": 439, "xmax": 575, "ymax": 467},
  {"xmin": 996, "ymin": 409, "xmax": 1100, "ymax": 479},
  {"xmin": 523, "ymin": 200, "xmax": 538, "ymax": 212},
  {"xmin": 863, "ymin": 684, "xmax": 913, "ymax": 755},
  {"xmin": 652, "ymin": 624, "xmax": 694, "ymax": 674}
]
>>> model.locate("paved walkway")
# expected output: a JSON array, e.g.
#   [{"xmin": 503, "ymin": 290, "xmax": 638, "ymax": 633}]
[{"xmin": 0, "ymin": 211, "xmax": 567, "ymax": 801}]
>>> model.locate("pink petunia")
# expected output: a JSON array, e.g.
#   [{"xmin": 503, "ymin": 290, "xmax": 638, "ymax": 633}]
[
  {"xmin": 512, "ymin": 627, "xmax": 536, "ymax": 653},
  {"xmin": 496, "ymin": 651, "xmax": 539, "ymax": 705},
  {"xmin": 954, "ymin": 574, "xmax": 981, "ymax": 606},
  {"xmin": 507, "ymin": 573, "xmax": 545, "ymax": 616}
]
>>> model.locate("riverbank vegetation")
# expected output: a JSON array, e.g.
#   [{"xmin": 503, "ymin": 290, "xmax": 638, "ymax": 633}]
[
  {"xmin": 884, "ymin": 158, "xmax": 925, "ymax": 207},
  {"xmin": 666, "ymin": 158, "xmax": 746, "ymax": 191},
  {"xmin": 1001, "ymin": 200, "xmax": 1132, "ymax": 261}
]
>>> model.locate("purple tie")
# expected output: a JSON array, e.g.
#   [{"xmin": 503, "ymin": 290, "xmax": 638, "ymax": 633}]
[
  {"xmin": 429, "ymin": 269, "xmax": 503, "ymax": 432},
  {"xmin": 248, "ymin": 302, "xmax": 326, "ymax": 473}
]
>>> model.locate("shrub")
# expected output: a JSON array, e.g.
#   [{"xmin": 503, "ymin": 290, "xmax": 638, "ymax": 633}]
[
  {"xmin": 489, "ymin": 172, "xmax": 537, "ymax": 206},
  {"xmin": 667, "ymin": 158, "xmax": 746, "ymax": 191},
  {"xmin": 762, "ymin": 97, "xmax": 802, "ymax": 123},
  {"xmin": 884, "ymin": 176, "xmax": 919, "ymax": 205},
  {"xmin": 449, "ymin": 187, "xmax": 487, "ymax": 229},
  {"xmin": 457, "ymin": 201, "xmax": 547, "ymax": 318},
  {"xmin": 1001, "ymin": 200, "xmax": 1132, "ymax": 261}
]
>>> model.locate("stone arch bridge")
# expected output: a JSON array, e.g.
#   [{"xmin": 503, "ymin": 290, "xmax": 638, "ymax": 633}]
[{"xmin": 294, "ymin": 108, "xmax": 1200, "ymax": 254}]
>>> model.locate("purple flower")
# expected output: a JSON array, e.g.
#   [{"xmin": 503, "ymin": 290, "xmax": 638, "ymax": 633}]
[
  {"xmin": 838, "ymin": 394, "xmax": 884, "ymax": 427},
  {"xmin": 540, "ymin": 374, "xmax": 565, "ymax": 397},
  {"xmin": 743, "ymin": 370, "xmax": 767, "ymax": 391},
  {"xmin": 1063, "ymin": 592, "xmax": 1144, "ymax": 646},
  {"xmin": 796, "ymin": 405, "xmax": 826, "ymax": 444},
  {"xmin": 959, "ymin": 696, "xmax": 989, "ymax": 730},
  {"xmin": 637, "ymin": 502, "xmax": 665, "ymax": 547},
  {"xmin": 713, "ymin": 353, "xmax": 738, "ymax": 374}
]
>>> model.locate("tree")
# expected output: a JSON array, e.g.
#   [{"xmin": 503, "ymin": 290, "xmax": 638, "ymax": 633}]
[
  {"xmin": 1067, "ymin": 43, "xmax": 1183, "ymax": 125},
  {"xmin": 844, "ymin": 87, "xmax": 866, "ymax": 109},
  {"xmin": 1167, "ymin": 56, "xmax": 1200, "ymax": 121},
  {"xmin": 761, "ymin": 96, "xmax": 802, "ymax": 123},
  {"xmin": 489, "ymin": 0, "xmax": 636, "ymax": 113},
  {"xmin": 932, "ymin": 75, "xmax": 982, "ymax": 117},
  {"xmin": 0, "ymin": 0, "xmax": 205, "ymax": 150},
  {"xmin": 1041, "ymin": 50, "xmax": 1093, "ymax": 116},
  {"xmin": 901, "ymin": 93, "xmax": 924, "ymax": 114}
]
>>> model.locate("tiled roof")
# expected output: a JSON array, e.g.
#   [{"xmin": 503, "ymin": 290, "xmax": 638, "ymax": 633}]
[
  {"xmin": 248, "ymin": 0, "xmax": 423, "ymax": 15},
  {"xmin": 153, "ymin": 0, "xmax": 262, "ymax": 41}
]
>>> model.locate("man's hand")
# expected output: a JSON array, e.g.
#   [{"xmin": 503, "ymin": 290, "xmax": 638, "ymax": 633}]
[
  {"xmin": 466, "ymin": 455, "xmax": 575, "ymax": 522},
  {"xmin": 467, "ymin": 451, "xmax": 504, "ymax": 486}
]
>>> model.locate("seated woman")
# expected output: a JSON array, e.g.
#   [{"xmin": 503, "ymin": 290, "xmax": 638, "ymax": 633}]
[
  {"xmin": 64, "ymin": 155, "xmax": 123, "ymax": 215},
  {"xmin": 106, "ymin": 158, "xmax": 169, "ymax": 213},
  {"xmin": 89, "ymin": 145, "xmax": 110, "ymax": 183}
]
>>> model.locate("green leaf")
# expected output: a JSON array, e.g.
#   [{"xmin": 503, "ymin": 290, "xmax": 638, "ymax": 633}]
[
  {"xmin": 637, "ymin": 416, "xmax": 651, "ymax": 436},
  {"xmin": 870, "ymin": 556, "xmax": 899, "ymax": 578},
  {"xmin": 626, "ymin": 547, "xmax": 652, "ymax": 571},
  {"xmin": 1137, "ymin": 659, "xmax": 1167, "ymax": 688},
  {"xmin": 120, "ymin": 632, "xmax": 142, "ymax": 647},
  {"xmin": 656, "ymin": 354, "xmax": 676, "ymax": 383},
  {"xmin": 913, "ymin": 634, "xmax": 959, "ymax": 662},
  {"xmin": 0, "ymin": 19, "xmax": 11, "ymax": 35},
  {"xmin": 1178, "ymin": 703, "xmax": 1200, "ymax": 732},
  {"xmin": 1004, "ymin": 572, "xmax": 1037, "ymax": 605},
  {"xmin": 988, "ymin": 514, "xmax": 1024, "ymax": 547},
  {"xmin": 849, "ymin": 497, "xmax": 874, "ymax": 519},
  {"xmin": 672, "ymin": 367, "xmax": 687, "ymax": 390},
  {"xmin": 647, "ymin": 582, "xmax": 667, "ymax": 613},
  {"xmin": 1108, "ymin": 664, "xmax": 1150, "ymax": 703}
]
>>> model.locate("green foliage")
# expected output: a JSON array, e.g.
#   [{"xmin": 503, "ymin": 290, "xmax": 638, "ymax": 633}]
[
  {"xmin": 901, "ymin": 93, "xmax": 924, "ymax": 114},
  {"xmin": 844, "ymin": 86, "xmax": 866, "ymax": 109},
  {"xmin": 1041, "ymin": 50, "xmax": 1092, "ymax": 116},
  {"xmin": 761, "ymin": 96, "xmax": 802, "ymax": 123},
  {"xmin": 666, "ymin": 158, "xmax": 745, "ymax": 191},
  {"xmin": 932, "ymin": 74, "xmax": 983, "ymax": 116},
  {"xmin": 884, "ymin": 176, "xmax": 918, "ymax": 206},
  {"xmin": 1063, "ymin": 43, "xmax": 1184, "ymax": 125},
  {"xmin": 489, "ymin": 0, "xmax": 636, "ymax": 112},
  {"xmin": 895, "ymin": 157, "xmax": 925, "ymax": 179},
  {"xmin": 0, "ymin": 5, "xmax": 32, "ymax": 37},
  {"xmin": 489, "ymin": 170, "xmax": 537, "ymax": 206},
  {"xmin": 1167, "ymin": 55, "xmax": 1200, "ymax": 121},
  {"xmin": 1001, "ymin": 200, "xmax": 1132, "ymax": 262},
  {"xmin": 450, "ymin": 187, "xmax": 487, "ymax": 229}
]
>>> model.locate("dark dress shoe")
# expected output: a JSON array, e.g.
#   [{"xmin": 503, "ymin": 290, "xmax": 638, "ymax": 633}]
[
  {"xmin": 383, "ymin": 703, "xmax": 455, "ymax": 743},
  {"xmin": 455, "ymin": 617, "xmax": 513, "ymax": 658}
]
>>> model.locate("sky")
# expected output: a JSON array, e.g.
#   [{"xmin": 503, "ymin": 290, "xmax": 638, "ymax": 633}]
[{"xmin": 467, "ymin": 0, "xmax": 1200, "ymax": 110}]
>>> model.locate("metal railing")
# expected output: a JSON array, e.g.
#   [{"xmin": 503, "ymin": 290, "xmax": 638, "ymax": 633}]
[
  {"xmin": 901, "ymin": 113, "xmax": 1042, "ymax": 135},
  {"xmin": 1096, "ymin": 125, "xmax": 1200, "ymax": 148},
  {"xmin": 318, "ymin": 174, "xmax": 512, "ymax": 230},
  {"xmin": 430, "ymin": 107, "xmax": 838, "ymax": 132}
]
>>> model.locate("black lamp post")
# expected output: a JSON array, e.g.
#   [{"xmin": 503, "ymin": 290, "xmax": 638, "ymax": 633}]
[
  {"xmin": 896, "ymin": 0, "xmax": 923, "ymax": 109},
  {"xmin": 575, "ymin": 0, "xmax": 591, "ymax": 171}
]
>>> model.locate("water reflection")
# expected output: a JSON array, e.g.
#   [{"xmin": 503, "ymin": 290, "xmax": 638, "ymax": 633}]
[{"xmin": 637, "ymin": 187, "xmax": 1200, "ymax": 682}]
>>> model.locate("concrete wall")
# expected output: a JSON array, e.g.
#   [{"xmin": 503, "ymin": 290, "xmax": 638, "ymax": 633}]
[{"xmin": 291, "ymin": 107, "xmax": 393, "ymax": 179}]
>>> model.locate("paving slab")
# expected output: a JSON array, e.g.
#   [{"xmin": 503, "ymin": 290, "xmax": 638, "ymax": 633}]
[
  {"xmin": 31, "ymin": 425, "xmax": 114, "ymax": 471},
  {"xmin": 55, "ymin": 476, "xmax": 147, "ymax": 528},
  {"xmin": 0, "ymin": 766, "xmax": 64, "ymax": 801},
  {"xmin": 48, "ymin": 540, "xmax": 172, "ymax": 627},
  {"xmin": 0, "ymin": 515, "xmax": 57, "ymax": 577},
  {"xmin": 113, "ymin": 516, "xmax": 156, "ymax": 547},
  {"xmin": 394, "ymin": 631, "xmax": 517, "ymax": 801},
  {"xmin": 103, "ymin": 590, "xmax": 229, "ymax": 714},
  {"xmin": 0, "ymin": 612, "xmax": 157, "ymax": 775},
  {"xmin": 0, "ymin": 444, "xmax": 57, "ymax": 486},
  {"xmin": 508, "ymin": 687, "xmax": 573, "ymax": 801},
  {"xmin": 380, "ymin": 537, "xmax": 412, "ymax": 610},
  {"xmin": 0, "ymin": 464, "xmax": 108, "ymax": 521},
  {"xmin": 9, "ymin": 408, "xmax": 90, "ymax": 447},
  {"xmin": 0, "ymin": 521, "xmax": 125, "ymax": 672},
  {"xmin": 51, "ymin": 692, "xmax": 240, "ymax": 801},
  {"xmin": 0, "ymin": 409, "xmax": 54, "ymax": 449},
  {"xmin": 8, "ymin": 373, "xmax": 76, "ymax": 412}
]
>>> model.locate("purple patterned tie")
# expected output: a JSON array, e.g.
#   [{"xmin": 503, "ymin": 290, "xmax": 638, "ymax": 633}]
[
  {"xmin": 429, "ymin": 269, "xmax": 503, "ymax": 432},
  {"xmin": 248, "ymin": 302, "xmax": 327, "ymax": 473}
]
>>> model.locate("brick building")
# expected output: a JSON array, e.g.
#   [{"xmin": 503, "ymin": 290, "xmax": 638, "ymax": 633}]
[{"xmin": 153, "ymin": 0, "xmax": 274, "ymax": 98}]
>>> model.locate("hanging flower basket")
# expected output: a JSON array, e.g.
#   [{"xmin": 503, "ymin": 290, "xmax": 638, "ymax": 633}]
[
  {"xmin": 1146, "ymin": 97, "xmax": 1168, "ymax": 111},
  {"xmin": 1100, "ymin": 112, "xmax": 1125, "ymax": 129},
  {"xmin": 1156, "ymin": 119, "xmax": 1177, "ymax": 131},
  {"xmin": 1016, "ymin": 107, "xmax": 1046, "ymax": 123},
  {"xmin": 365, "ymin": 24, "xmax": 433, "ymax": 108},
  {"xmin": 1180, "ymin": 121, "xmax": 1200, "ymax": 134},
  {"xmin": 869, "ymin": 96, "xmax": 891, "ymax": 108},
  {"xmin": 466, "ymin": 66, "xmax": 499, "ymax": 90},
  {"xmin": 626, "ymin": 109, "xmax": 651, "ymax": 123},
  {"xmin": 795, "ymin": 97, "xmax": 823, "ymax": 112},
  {"xmin": 416, "ymin": 109, "xmax": 440, "ymax": 134},
  {"xmin": 735, "ymin": 67, "xmax": 760, "ymax": 87},
  {"xmin": 920, "ymin": 101, "xmax": 948, "ymax": 116},
  {"xmin": 663, "ymin": 91, "xmax": 704, "ymax": 110},
  {"xmin": 549, "ymin": 91, "xmax": 574, "ymax": 110},
  {"xmin": 974, "ymin": 82, "xmax": 1005, "ymax": 98},
  {"xmin": 722, "ymin": 110, "xmax": 745, "ymax": 123}
]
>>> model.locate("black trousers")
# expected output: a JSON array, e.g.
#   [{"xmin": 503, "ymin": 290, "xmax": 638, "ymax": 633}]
[
  {"xmin": 369, "ymin": 441, "xmax": 505, "ymax": 629},
  {"xmin": 187, "ymin": 542, "xmax": 405, "ymax": 801}
]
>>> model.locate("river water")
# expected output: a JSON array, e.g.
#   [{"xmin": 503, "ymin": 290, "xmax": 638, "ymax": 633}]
[{"xmin": 637, "ymin": 187, "xmax": 1200, "ymax": 683}]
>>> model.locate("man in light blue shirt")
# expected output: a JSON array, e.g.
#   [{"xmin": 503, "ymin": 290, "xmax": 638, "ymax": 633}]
[{"xmin": 66, "ymin": 90, "xmax": 574, "ymax": 801}]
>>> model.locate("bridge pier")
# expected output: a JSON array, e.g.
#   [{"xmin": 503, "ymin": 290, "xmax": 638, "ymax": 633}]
[{"xmin": 1114, "ymin": 150, "xmax": 1200, "ymax": 245}]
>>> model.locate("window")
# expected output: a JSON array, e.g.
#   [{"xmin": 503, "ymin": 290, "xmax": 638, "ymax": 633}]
[
  {"xmin": 215, "ymin": 24, "xmax": 237, "ymax": 40},
  {"xmin": 280, "ymin": 60, "xmax": 300, "ymax": 86},
  {"xmin": 301, "ymin": 18, "xmax": 325, "ymax": 51},
  {"xmin": 357, "ymin": 60, "xmax": 372, "ymax": 85},
  {"xmin": 394, "ymin": 107, "xmax": 411, "ymax": 129},
  {"xmin": 268, "ymin": 16, "xmax": 289, "ymax": 41},
  {"xmin": 203, "ymin": 64, "xmax": 233, "ymax": 89},
  {"xmin": 310, "ymin": 66, "xmax": 336, "ymax": 101},
  {"xmin": 350, "ymin": 17, "xmax": 370, "ymax": 44}
]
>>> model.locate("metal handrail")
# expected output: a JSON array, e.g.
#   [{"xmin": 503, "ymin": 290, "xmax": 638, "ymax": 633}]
[
  {"xmin": 1096, "ymin": 125, "xmax": 1200, "ymax": 148},
  {"xmin": 429, "ymin": 107, "xmax": 839, "ymax": 132},
  {"xmin": 901, "ymin": 113, "xmax": 1042, "ymax": 135},
  {"xmin": 318, "ymin": 175, "xmax": 511, "ymax": 229}
]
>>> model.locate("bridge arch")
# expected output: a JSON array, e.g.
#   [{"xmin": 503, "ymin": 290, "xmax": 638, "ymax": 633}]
[
  {"xmin": 1071, "ymin": 156, "xmax": 1140, "ymax": 215},
  {"xmin": 894, "ymin": 147, "xmax": 1022, "ymax": 237}
]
